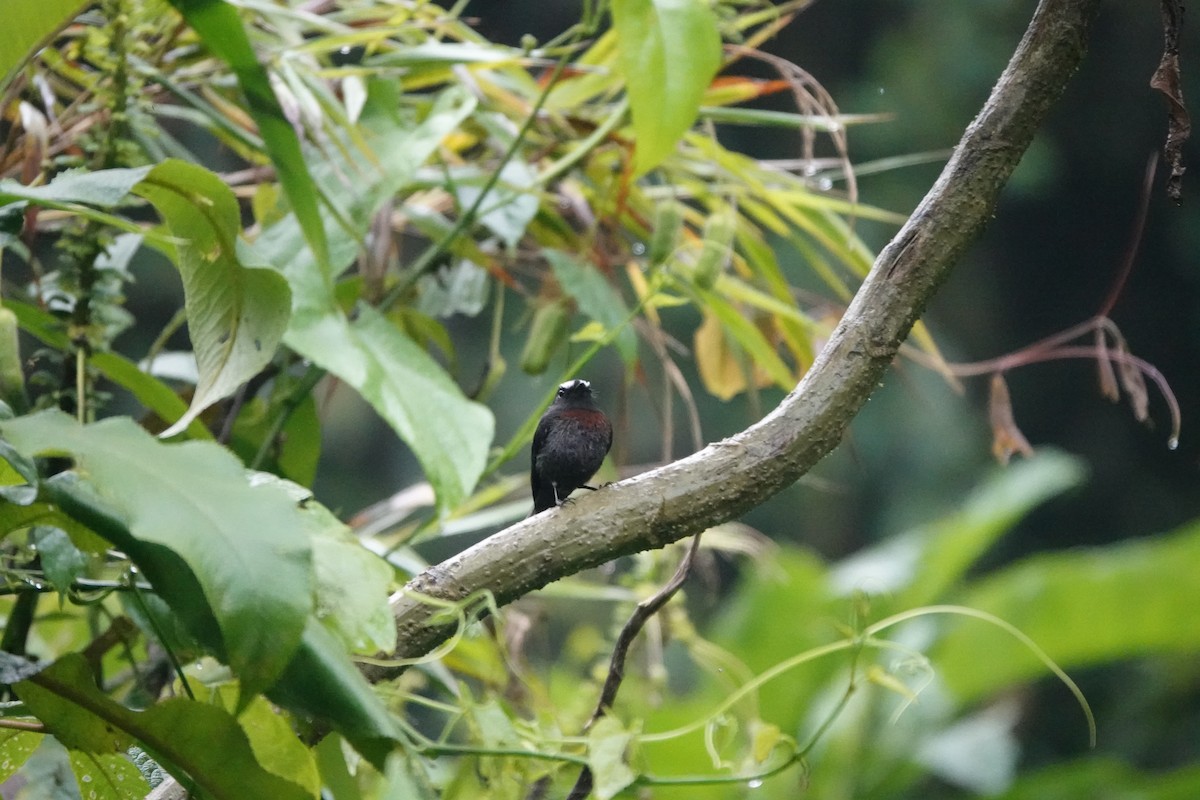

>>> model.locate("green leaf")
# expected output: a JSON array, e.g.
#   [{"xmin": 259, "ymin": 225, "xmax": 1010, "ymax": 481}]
[
  {"xmin": 587, "ymin": 716, "xmax": 638, "ymax": 800},
  {"xmin": 997, "ymin": 758, "xmax": 1200, "ymax": 800},
  {"xmin": 932, "ymin": 518, "xmax": 1200, "ymax": 704},
  {"xmin": 832, "ymin": 452, "xmax": 1085, "ymax": 607},
  {"xmin": 0, "ymin": 0, "xmax": 87, "ymax": 91},
  {"xmin": 167, "ymin": 0, "xmax": 330, "ymax": 272},
  {"xmin": 311, "ymin": 507, "xmax": 397, "ymax": 654},
  {"xmin": 0, "ymin": 412, "xmax": 312, "ymax": 700},
  {"xmin": 6, "ymin": 298, "xmax": 211, "ymax": 441},
  {"xmin": 268, "ymin": 620, "xmax": 401, "ymax": 770},
  {"xmin": 231, "ymin": 694, "xmax": 322, "ymax": 798},
  {"xmin": 0, "ymin": 728, "xmax": 41, "ymax": 784},
  {"xmin": 337, "ymin": 307, "xmax": 494, "ymax": 513},
  {"xmin": 0, "ymin": 167, "xmax": 153, "ymax": 208},
  {"xmin": 14, "ymin": 654, "xmax": 313, "ymax": 800},
  {"xmin": 133, "ymin": 161, "xmax": 291, "ymax": 438},
  {"xmin": 31, "ymin": 526, "xmax": 90, "ymax": 593},
  {"xmin": 256, "ymin": 86, "xmax": 492, "ymax": 511},
  {"xmin": 545, "ymin": 250, "xmax": 637, "ymax": 364},
  {"xmin": 611, "ymin": 0, "xmax": 722, "ymax": 174},
  {"xmin": 452, "ymin": 160, "xmax": 539, "ymax": 250},
  {"xmin": 67, "ymin": 749, "xmax": 152, "ymax": 800},
  {"xmin": 0, "ymin": 435, "xmax": 38, "ymax": 504}
]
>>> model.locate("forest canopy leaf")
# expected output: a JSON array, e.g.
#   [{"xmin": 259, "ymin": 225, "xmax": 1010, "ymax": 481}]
[
  {"xmin": 134, "ymin": 160, "xmax": 291, "ymax": 438},
  {"xmin": 15, "ymin": 654, "xmax": 312, "ymax": 800},
  {"xmin": 0, "ymin": 412, "xmax": 313, "ymax": 699},
  {"xmin": 611, "ymin": 0, "xmax": 722, "ymax": 174},
  {"xmin": 932, "ymin": 518, "xmax": 1200, "ymax": 704},
  {"xmin": 257, "ymin": 85, "xmax": 491, "ymax": 510},
  {"xmin": 167, "ymin": 0, "xmax": 330, "ymax": 270}
]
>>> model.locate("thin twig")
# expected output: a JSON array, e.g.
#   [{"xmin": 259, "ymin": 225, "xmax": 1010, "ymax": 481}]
[{"xmin": 566, "ymin": 534, "xmax": 703, "ymax": 800}]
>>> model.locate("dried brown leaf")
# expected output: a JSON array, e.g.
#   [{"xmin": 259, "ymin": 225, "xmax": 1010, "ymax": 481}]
[
  {"xmin": 1151, "ymin": 0, "xmax": 1190, "ymax": 203},
  {"xmin": 1116, "ymin": 343, "xmax": 1150, "ymax": 422},
  {"xmin": 1095, "ymin": 328, "xmax": 1120, "ymax": 402},
  {"xmin": 989, "ymin": 372, "xmax": 1034, "ymax": 465}
]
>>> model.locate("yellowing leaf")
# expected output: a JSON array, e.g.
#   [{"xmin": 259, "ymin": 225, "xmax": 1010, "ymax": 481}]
[{"xmin": 989, "ymin": 373, "xmax": 1034, "ymax": 465}]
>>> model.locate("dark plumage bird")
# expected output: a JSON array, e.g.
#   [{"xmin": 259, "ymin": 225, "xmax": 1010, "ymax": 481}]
[{"xmin": 530, "ymin": 379, "xmax": 613, "ymax": 514}]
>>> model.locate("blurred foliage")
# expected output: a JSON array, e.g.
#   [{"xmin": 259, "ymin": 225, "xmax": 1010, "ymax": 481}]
[{"xmin": 0, "ymin": 0, "xmax": 1196, "ymax": 797}]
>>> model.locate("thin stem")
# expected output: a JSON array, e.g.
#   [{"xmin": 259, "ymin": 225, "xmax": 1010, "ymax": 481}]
[{"xmin": 567, "ymin": 535, "xmax": 703, "ymax": 799}]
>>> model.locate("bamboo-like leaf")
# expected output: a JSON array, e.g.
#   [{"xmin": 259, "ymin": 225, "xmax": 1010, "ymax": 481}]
[{"xmin": 168, "ymin": 0, "xmax": 331, "ymax": 271}]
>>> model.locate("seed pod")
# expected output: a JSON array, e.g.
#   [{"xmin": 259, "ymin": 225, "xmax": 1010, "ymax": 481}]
[
  {"xmin": 693, "ymin": 206, "xmax": 737, "ymax": 290},
  {"xmin": 646, "ymin": 200, "xmax": 684, "ymax": 266},
  {"xmin": 520, "ymin": 301, "xmax": 571, "ymax": 375},
  {"xmin": 0, "ymin": 307, "xmax": 27, "ymax": 411}
]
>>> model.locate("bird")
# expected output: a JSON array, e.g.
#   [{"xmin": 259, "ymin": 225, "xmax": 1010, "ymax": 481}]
[{"xmin": 530, "ymin": 379, "xmax": 613, "ymax": 514}]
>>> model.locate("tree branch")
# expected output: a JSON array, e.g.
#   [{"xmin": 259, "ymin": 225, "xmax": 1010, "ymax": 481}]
[{"xmin": 366, "ymin": 0, "xmax": 1102, "ymax": 679}]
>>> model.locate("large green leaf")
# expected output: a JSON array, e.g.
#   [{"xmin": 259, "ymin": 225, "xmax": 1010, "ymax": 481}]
[
  {"xmin": 830, "ymin": 452, "xmax": 1085, "ymax": 609},
  {"xmin": 256, "ymin": 85, "xmax": 492, "ymax": 511},
  {"xmin": 0, "ymin": 411, "xmax": 312, "ymax": 700},
  {"xmin": 996, "ymin": 758, "xmax": 1200, "ymax": 800},
  {"xmin": 611, "ymin": 0, "xmax": 722, "ymax": 175},
  {"xmin": 167, "ymin": 0, "xmax": 330, "ymax": 273},
  {"xmin": 66, "ymin": 750, "xmax": 152, "ymax": 800},
  {"xmin": 14, "ymin": 654, "xmax": 312, "ymax": 800},
  {"xmin": 134, "ymin": 160, "xmax": 291, "ymax": 438},
  {"xmin": 0, "ymin": 0, "xmax": 87, "ymax": 92},
  {"xmin": 931, "ymin": 519, "xmax": 1200, "ymax": 704},
  {"xmin": 268, "ymin": 619, "xmax": 402, "ymax": 771}
]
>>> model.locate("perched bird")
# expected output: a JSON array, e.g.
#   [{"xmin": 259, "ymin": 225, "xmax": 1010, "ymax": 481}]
[{"xmin": 531, "ymin": 379, "xmax": 613, "ymax": 513}]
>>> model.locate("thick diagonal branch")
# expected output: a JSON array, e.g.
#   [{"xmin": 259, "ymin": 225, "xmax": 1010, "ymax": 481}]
[{"xmin": 367, "ymin": 0, "xmax": 1102, "ymax": 678}]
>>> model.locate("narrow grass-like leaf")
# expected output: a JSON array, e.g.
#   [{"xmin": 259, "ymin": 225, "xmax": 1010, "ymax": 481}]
[
  {"xmin": 168, "ymin": 0, "xmax": 330, "ymax": 272},
  {"xmin": 612, "ymin": 0, "xmax": 722, "ymax": 174},
  {"xmin": 0, "ymin": 412, "xmax": 312, "ymax": 700},
  {"xmin": 546, "ymin": 249, "xmax": 638, "ymax": 364}
]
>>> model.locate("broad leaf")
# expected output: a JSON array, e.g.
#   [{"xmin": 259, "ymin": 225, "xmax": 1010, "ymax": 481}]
[
  {"xmin": 611, "ymin": 0, "xmax": 722, "ymax": 174},
  {"xmin": 0, "ymin": 729, "xmax": 41, "ymax": 785},
  {"xmin": 0, "ymin": 412, "xmax": 312, "ymax": 699},
  {"xmin": 932, "ymin": 518, "xmax": 1200, "ymax": 704},
  {"xmin": 0, "ymin": 0, "xmax": 87, "ymax": 91},
  {"xmin": 268, "ymin": 620, "xmax": 402, "ymax": 770},
  {"xmin": 256, "ymin": 85, "xmax": 492, "ymax": 511},
  {"xmin": 133, "ymin": 161, "xmax": 291, "ymax": 437},
  {"xmin": 587, "ymin": 716, "xmax": 638, "ymax": 800},
  {"xmin": 15, "ymin": 654, "xmax": 312, "ymax": 800},
  {"xmin": 67, "ymin": 750, "xmax": 152, "ymax": 800}
]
